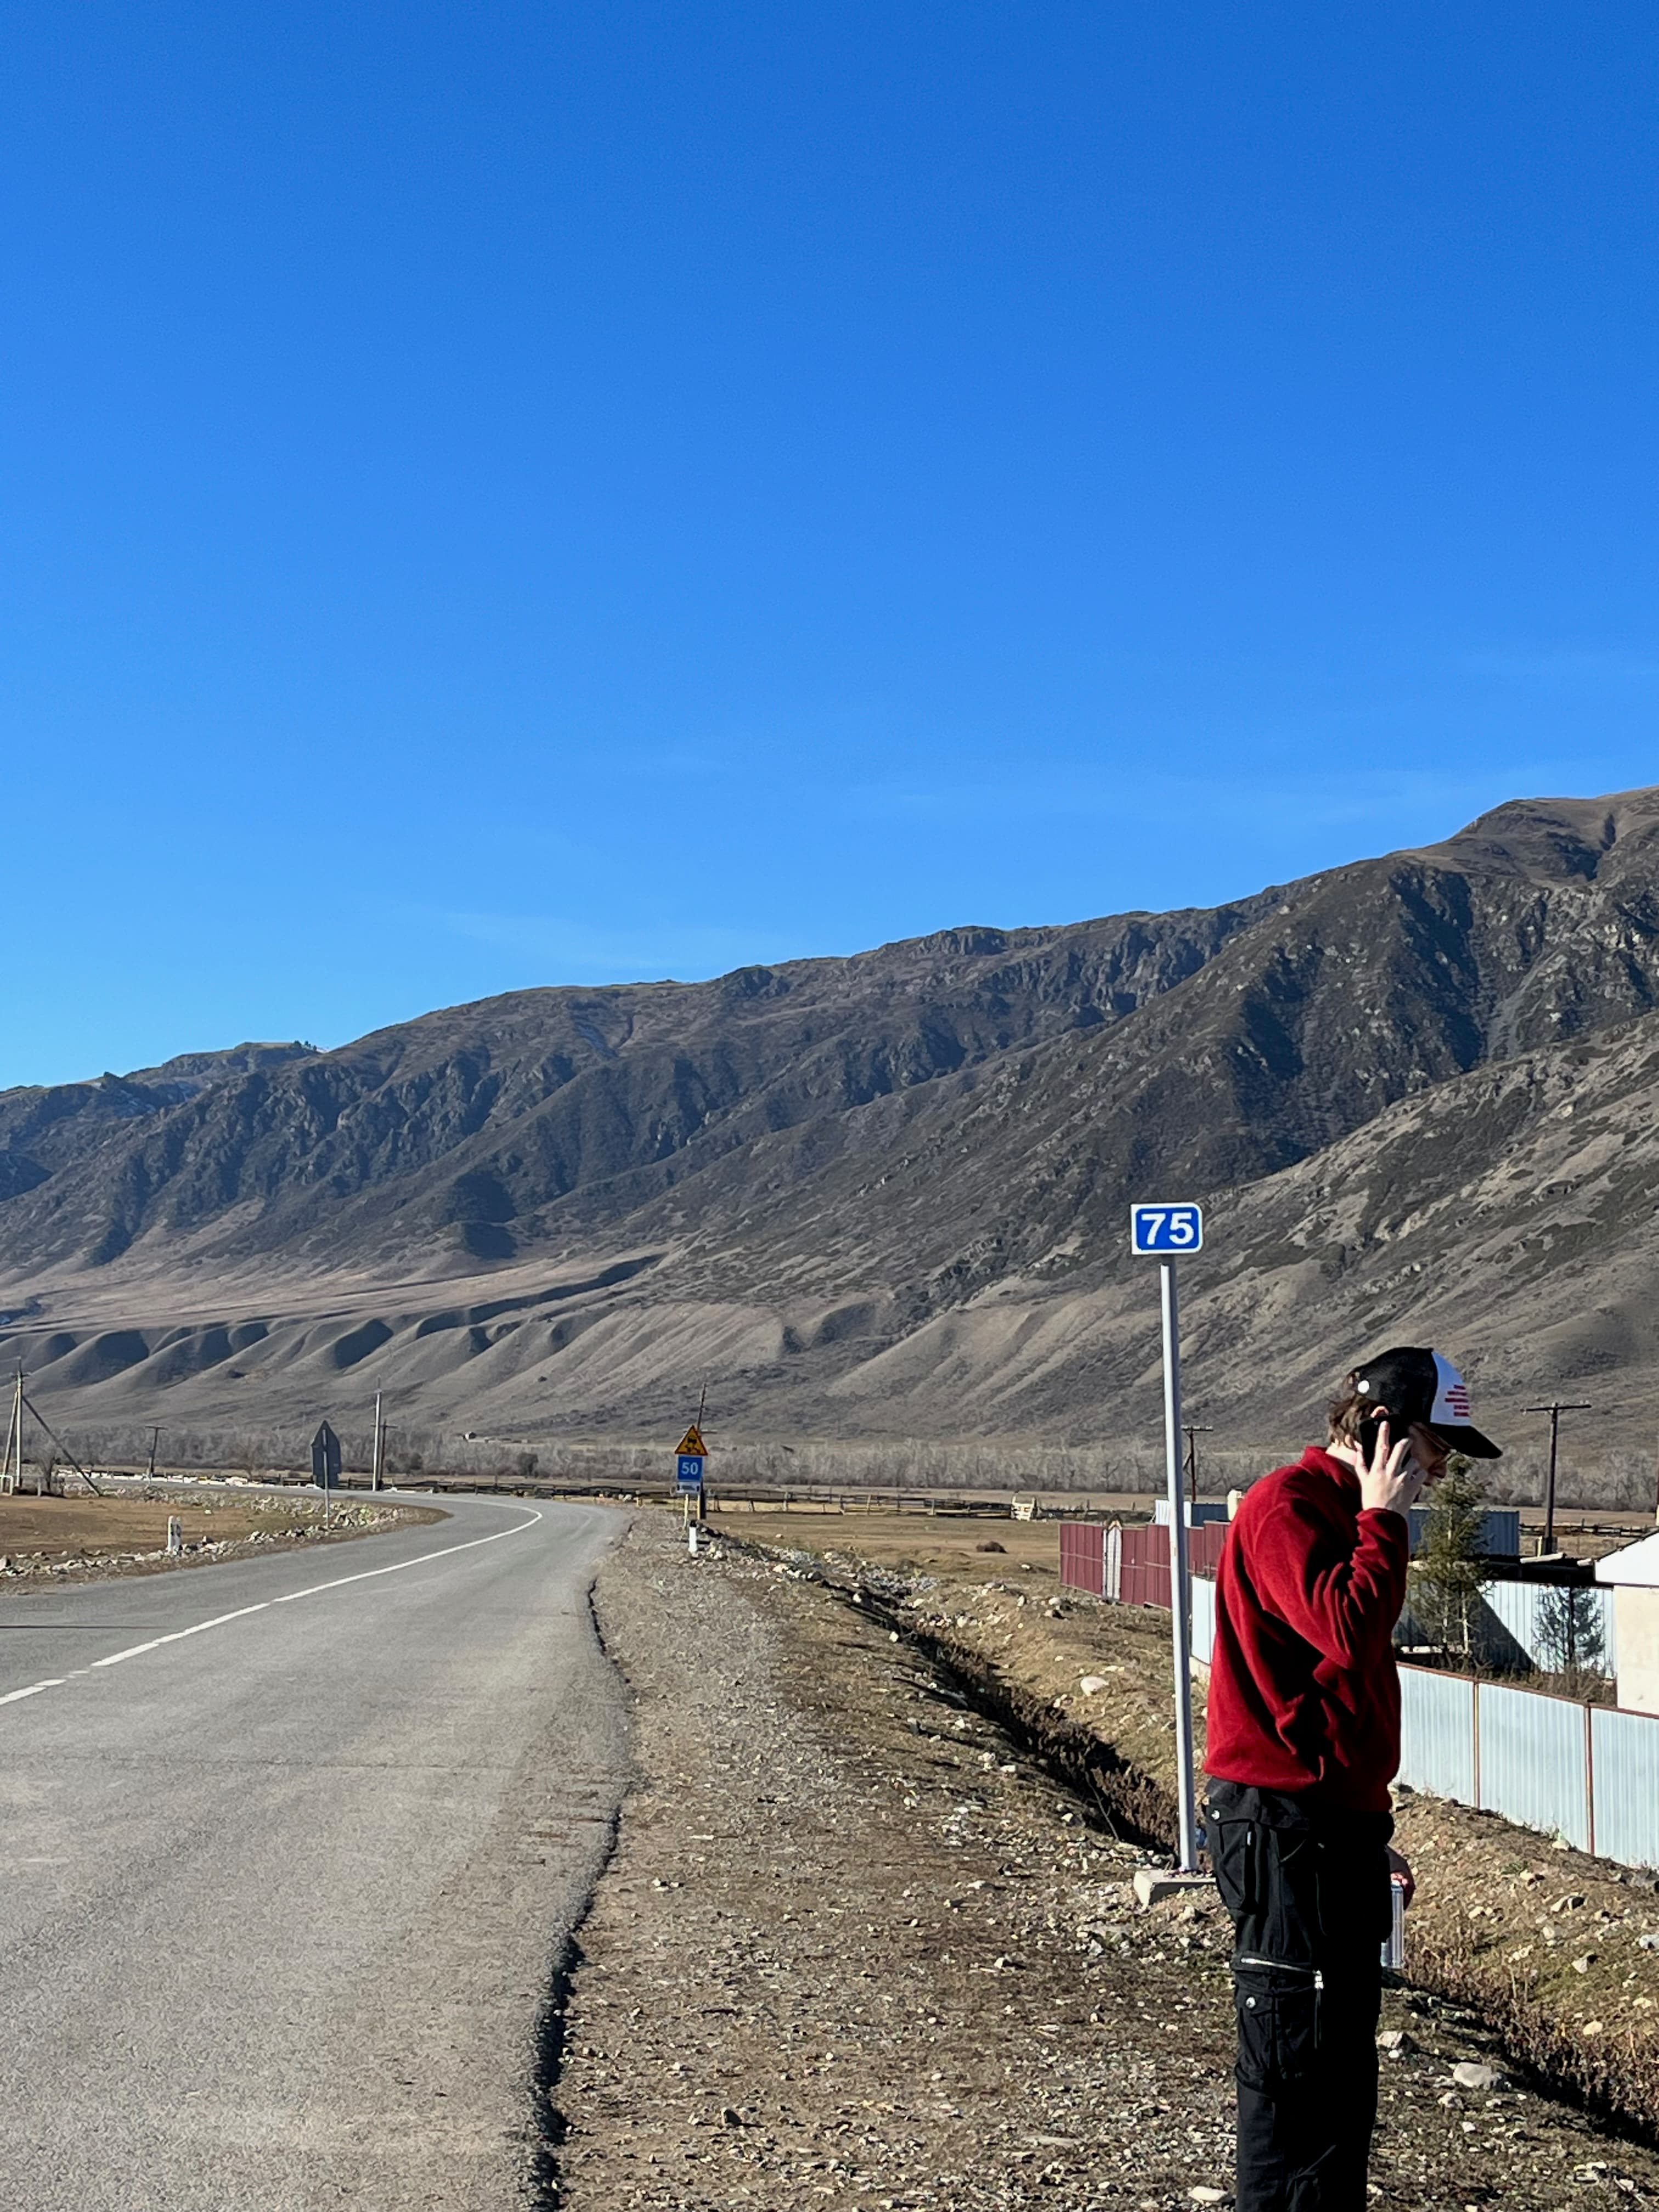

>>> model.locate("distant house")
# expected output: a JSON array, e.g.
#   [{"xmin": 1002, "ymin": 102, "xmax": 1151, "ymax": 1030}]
[{"xmin": 1595, "ymin": 1532, "xmax": 1659, "ymax": 1715}]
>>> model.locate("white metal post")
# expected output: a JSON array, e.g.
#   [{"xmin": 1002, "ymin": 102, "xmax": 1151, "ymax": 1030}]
[
  {"xmin": 1160, "ymin": 1261, "xmax": 1199, "ymax": 1872},
  {"xmin": 2, "ymin": 1369, "xmax": 18, "ymax": 1496}
]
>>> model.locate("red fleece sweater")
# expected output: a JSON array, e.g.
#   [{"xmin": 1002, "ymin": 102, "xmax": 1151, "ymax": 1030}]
[{"xmin": 1205, "ymin": 1447, "xmax": 1410, "ymax": 1814}]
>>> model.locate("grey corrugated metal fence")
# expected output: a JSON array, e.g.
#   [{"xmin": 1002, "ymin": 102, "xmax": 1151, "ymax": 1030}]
[
  {"xmin": 1483, "ymin": 1577, "xmax": 1618, "ymax": 1674},
  {"xmin": 1480, "ymin": 1680, "xmax": 1593, "ymax": 1852},
  {"xmin": 1589, "ymin": 1707, "xmax": 1659, "ymax": 1869},
  {"xmin": 1065, "ymin": 1522, "xmax": 1657, "ymax": 1872},
  {"xmin": 1190, "ymin": 1573, "xmax": 1215, "ymax": 1665},
  {"xmin": 1396, "ymin": 1579, "xmax": 1617, "ymax": 1678},
  {"xmin": 1394, "ymin": 1664, "xmax": 1659, "ymax": 1869},
  {"xmin": 1399, "ymin": 1666, "xmax": 1477, "ymax": 1804}
]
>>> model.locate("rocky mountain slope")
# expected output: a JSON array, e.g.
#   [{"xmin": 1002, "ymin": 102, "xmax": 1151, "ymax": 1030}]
[{"xmin": 6, "ymin": 788, "xmax": 1659, "ymax": 1453}]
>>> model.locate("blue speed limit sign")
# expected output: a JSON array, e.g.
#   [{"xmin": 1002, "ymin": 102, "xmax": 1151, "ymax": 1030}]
[{"xmin": 1130, "ymin": 1203, "xmax": 1203, "ymax": 1255}]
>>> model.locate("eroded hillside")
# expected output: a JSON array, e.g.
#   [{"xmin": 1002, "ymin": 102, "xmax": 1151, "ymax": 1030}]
[{"xmin": 6, "ymin": 788, "xmax": 1659, "ymax": 1449}]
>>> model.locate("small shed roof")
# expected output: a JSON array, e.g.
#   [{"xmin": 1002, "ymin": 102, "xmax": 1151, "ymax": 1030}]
[{"xmin": 1594, "ymin": 1530, "xmax": 1659, "ymax": 1587}]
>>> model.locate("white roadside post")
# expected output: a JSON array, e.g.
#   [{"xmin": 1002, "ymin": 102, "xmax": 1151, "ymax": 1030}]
[
  {"xmin": 1129, "ymin": 1202, "xmax": 1205, "ymax": 1887},
  {"xmin": 674, "ymin": 1425, "xmax": 707, "ymax": 1550}
]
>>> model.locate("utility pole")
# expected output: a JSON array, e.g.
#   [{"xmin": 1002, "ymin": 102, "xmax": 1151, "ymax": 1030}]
[
  {"xmin": 16, "ymin": 1389, "xmax": 101, "ymax": 1497},
  {"xmin": 371, "ymin": 1391, "xmax": 384, "ymax": 1492},
  {"xmin": 1182, "ymin": 1423, "xmax": 1212, "ymax": 1513},
  {"xmin": 1523, "ymin": 1400, "xmax": 1593, "ymax": 1555},
  {"xmin": 3, "ymin": 1366, "xmax": 20, "ymax": 1495},
  {"xmin": 147, "ymin": 1425, "xmax": 160, "ymax": 1480},
  {"xmin": 696, "ymin": 1378, "xmax": 709, "ymax": 1523}
]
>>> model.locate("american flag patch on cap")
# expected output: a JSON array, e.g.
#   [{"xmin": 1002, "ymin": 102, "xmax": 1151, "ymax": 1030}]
[{"xmin": 1431, "ymin": 1352, "xmax": 1473, "ymax": 1425}]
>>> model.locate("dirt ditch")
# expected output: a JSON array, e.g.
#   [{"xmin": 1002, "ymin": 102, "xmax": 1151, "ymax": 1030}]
[
  {"xmin": 545, "ymin": 1510, "xmax": 1659, "ymax": 2208},
  {"xmin": 756, "ymin": 1509, "xmax": 1659, "ymax": 2148}
]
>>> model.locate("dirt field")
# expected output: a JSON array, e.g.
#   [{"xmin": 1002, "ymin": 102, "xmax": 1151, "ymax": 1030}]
[
  {"xmin": 749, "ymin": 1507, "xmax": 1659, "ymax": 2119},
  {"xmin": 546, "ymin": 1509, "xmax": 1659, "ymax": 2209},
  {"xmin": 0, "ymin": 1489, "xmax": 443, "ymax": 1581}
]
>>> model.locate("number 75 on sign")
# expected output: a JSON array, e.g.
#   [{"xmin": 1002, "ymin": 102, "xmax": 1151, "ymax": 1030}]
[{"xmin": 1129, "ymin": 1203, "xmax": 1203, "ymax": 1255}]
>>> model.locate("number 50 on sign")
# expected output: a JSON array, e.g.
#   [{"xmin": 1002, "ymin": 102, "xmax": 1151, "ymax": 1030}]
[{"xmin": 1129, "ymin": 1203, "xmax": 1203, "ymax": 1255}]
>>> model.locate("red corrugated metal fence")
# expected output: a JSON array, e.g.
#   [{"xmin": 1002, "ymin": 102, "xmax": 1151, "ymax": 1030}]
[
  {"xmin": 1059, "ymin": 1521, "xmax": 1106, "ymax": 1595},
  {"xmin": 1062, "ymin": 1519, "xmax": 1228, "ymax": 1606}
]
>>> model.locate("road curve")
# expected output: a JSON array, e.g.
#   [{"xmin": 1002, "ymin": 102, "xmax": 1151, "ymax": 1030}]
[{"xmin": 0, "ymin": 1492, "xmax": 631, "ymax": 2212}]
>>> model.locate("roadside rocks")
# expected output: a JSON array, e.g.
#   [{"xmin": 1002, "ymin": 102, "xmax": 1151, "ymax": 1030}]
[
  {"xmin": 0, "ymin": 1498, "xmax": 430, "ymax": 1587},
  {"xmin": 545, "ymin": 1514, "xmax": 1659, "ymax": 2211},
  {"xmin": 1452, "ymin": 2062, "xmax": 1506, "ymax": 2092}
]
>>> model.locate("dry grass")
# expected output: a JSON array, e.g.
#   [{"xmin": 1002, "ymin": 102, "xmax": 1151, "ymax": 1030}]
[
  {"xmin": 703, "ymin": 1502, "xmax": 1074, "ymax": 1577},
  {"xmin": 0, "ymin": 1492, "xmax": 289, "ymax": 1560},
  {"xmin": 745, "ymin": 1502, "xmax": 1659, "ymax": 2149},
  {"xmin": 1417, "ymin": 1923, "xmax": 1659, "ymax": 2148},
  {"xmin": 0, "ymin": 1489, "xmax": 443, "ymax": 1577}
]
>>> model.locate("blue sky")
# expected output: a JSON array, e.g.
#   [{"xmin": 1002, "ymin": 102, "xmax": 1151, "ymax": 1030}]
[{"xmin": 7, "ymin": 3, "xmax": 1658, "ymax": 1086}]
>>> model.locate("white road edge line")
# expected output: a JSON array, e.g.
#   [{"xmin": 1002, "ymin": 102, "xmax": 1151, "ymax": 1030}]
[{"xmin": 0, "ymin": 1504, "xmax": 548, "ymax": 1696}]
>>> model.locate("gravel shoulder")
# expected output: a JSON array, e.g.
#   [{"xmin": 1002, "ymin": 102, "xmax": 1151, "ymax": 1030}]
[{"xmin": 550, "ymin": 1512, "xmax": 1659, "ymax": 2209}]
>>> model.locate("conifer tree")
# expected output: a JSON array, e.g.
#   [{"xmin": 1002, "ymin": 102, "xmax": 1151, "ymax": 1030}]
[
  {"xmin": 1536, "ymin": 1582, "xmax": 1606, "ymax": 1686},
  {"xmin": 1409, "ymin": 1454, "xmax": 1486, "ymax": 1662}
]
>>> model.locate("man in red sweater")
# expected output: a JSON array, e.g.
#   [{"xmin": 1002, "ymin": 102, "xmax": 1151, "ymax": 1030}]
[{"xmin": 1205, "ymin": 1347, "xmax": 1502, "ymax": 2212}]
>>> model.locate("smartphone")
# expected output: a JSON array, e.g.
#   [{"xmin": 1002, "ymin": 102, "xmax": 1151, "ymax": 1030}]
[{"xmin": 1356, "ymin": 1410, "xmax": 1390, "ymax": 1460}]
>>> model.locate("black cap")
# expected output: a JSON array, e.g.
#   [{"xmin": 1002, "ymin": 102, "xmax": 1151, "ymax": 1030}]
[{"xmin": 1351, "ymin": 1346, "xmax": 1501, "ymax": 1459}]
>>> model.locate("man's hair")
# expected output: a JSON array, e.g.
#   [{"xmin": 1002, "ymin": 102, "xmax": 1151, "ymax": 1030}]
[
  {"xmin": 1330, "ymin": 1372, "xmax": 1445, "ymax": 1447},
  {"xmin": 1328, "ymin": 1375, "xmax": 1370, "ymax": 1443}
]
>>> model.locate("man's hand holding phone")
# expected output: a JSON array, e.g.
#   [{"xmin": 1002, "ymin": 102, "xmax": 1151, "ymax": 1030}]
[{"xmin": 1354, "ymin": 1417, "xmax": 1426, "ymax": 1521}]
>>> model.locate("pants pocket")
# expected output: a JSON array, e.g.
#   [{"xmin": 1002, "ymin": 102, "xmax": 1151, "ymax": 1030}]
[
  {"xmin": 1234, "ymin": 1965, "xmax": 1319, "ymax": 2092},
  {"xmin": 1209, "ymin": 1819, "xmax": 1255, "ymax": 1921}
]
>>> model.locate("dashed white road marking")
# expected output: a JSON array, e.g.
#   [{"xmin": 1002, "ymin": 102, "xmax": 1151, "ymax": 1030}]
[
  {"xmin": 92, "ymin": 1601, "xmax": 285, "ymax": 1669},
  {"xmin": 1, "ymin": 1504, "xmax": 545, "ymax": 1703}
]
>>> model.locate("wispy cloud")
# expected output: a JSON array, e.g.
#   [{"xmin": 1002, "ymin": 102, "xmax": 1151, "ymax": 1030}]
[{"xmin": 834, "ymin": 763, "xmax": 1527, "ymax": 837}]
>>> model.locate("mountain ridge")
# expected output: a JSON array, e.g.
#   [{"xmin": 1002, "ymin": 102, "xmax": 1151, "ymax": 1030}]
[{"xmin": 7, "ymin": 787, "xmax": 1659, "ymax": 1452}]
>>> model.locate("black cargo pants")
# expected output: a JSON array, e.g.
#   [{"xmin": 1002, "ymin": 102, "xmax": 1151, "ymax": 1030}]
[{"xmin": 1205, "ymin": 1781, "xmax": 1393, "ymax": 2212}]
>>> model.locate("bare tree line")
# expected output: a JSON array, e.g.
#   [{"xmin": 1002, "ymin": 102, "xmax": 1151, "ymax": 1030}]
[{"xmin": 30, "ymin": 1418, "xmax": 1659, "ymax": 1509}]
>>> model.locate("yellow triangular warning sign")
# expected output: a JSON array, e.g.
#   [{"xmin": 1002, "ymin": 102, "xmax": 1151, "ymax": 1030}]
[{"xmin": 675, "ymin": 1425, "xmax": 707, "ymax": 1457}]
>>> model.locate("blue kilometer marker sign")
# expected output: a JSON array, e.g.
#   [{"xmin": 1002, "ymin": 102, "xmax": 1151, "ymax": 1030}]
[
  {"xmin": 676, "ymin": 1454, "xmax": 706, "ymax": 1491},
  {"xmin": 1129, "ymin": 1203, "xmax": 1204, "ymax": 1255},
  {"xmin": 1130, "ymin": 1197, "xmax": 1207, "ymax": 1875}
]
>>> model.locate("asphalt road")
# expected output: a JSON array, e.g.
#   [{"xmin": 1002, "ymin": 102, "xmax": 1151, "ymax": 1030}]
[{"xmin": 0, "ymin": 1493, "xmax": 632, "ymax": 2212}]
